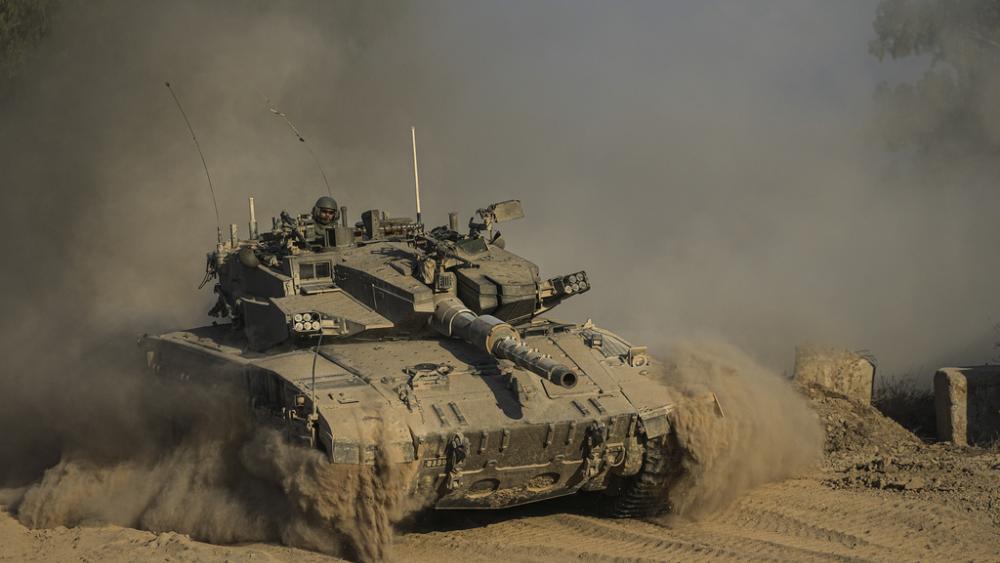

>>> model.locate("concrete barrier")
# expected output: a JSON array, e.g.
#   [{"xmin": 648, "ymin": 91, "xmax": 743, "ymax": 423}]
[
  {"xmin": 793, "ymin": 345, "xmax": 876, "ymax": 404},
  {"xmin": 935, "ymin": 366, "xmax": 1000, "ymax": 446}
]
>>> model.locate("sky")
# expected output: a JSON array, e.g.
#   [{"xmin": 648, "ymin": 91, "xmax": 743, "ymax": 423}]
[{"xmin": 1, "ymin": 0, "xmax": 995, "ymax": 379}]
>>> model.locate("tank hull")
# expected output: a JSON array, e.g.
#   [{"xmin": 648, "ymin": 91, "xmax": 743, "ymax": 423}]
[{"xmin": 140, "ymin": 320, "xmax": 683, "ymax": 510}]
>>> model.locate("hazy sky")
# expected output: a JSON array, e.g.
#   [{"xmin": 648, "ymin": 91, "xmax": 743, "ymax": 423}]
[{"xmin": 2, "ymin": 1, "xmax": 994, "ymax": 378}]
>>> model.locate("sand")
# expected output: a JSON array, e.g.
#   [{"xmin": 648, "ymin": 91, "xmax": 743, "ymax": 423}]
[{"xmin": 3, "ymin": 384, "xmax": 998, "ymax": 562}]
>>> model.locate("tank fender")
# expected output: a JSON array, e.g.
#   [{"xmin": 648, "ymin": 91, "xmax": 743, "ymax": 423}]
[
  {"xmin": 636, "ymin": 405, "xmax": 673, "ymax": 439},
  {"xmin": 618, "ymin": 379, "xmax": 680, "ymax": 440},
  {"xmin": 320, "ymin": 406, "xmax": 416, "ymax": 464}
]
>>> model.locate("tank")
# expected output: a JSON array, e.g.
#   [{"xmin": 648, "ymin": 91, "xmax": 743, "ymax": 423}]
[{"xmin": 140, "ymin": 198, "xmax": 712, "ymax": 516}]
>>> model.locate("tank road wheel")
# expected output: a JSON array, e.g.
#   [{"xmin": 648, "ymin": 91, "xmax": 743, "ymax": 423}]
[{"xmin": 609, "ymin": 434, "xmax": 683, "ymax": 518}]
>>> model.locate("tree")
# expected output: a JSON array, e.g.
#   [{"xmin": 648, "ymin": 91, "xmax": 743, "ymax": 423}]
[
  {"xmin": 870, "ymin": 0, "xmax": 1000, "ymax": 157},
  {"xmin": 0, "ymin": 0, "xmax": 55, "ymax": 86}
]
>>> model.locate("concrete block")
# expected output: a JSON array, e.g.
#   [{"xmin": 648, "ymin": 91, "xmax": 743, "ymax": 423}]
[
  {"xmin": 934, "ymin": 365, "xmax": 1000, "ymax": 446},
  {"xmin": 934, "ymin": 369, "xmax": 968, "ymax": 446},
  {"xmin": 793, "ymin": 345, "xmax": 875, "ymax": 404}
]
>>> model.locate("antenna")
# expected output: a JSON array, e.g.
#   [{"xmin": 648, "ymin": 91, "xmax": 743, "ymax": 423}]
[
  {"xmin": 165, "ymin": 82, "xmax": 222, "ymax": 244},
  {"xmin": 264, "ymin": 97, "xmax": 332, "ymax": 197},
  {"xmin": 411, "ymin": 126, "xmax": 422, "ymax": 224}
]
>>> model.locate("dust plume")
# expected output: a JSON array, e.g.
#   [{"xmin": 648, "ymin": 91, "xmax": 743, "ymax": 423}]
[
  {"xmin": 6, "ymin": 380, "xmax": 418, "ymax": 563},
  {"xmin": 4, "ymin": 1, "xmax": 999, "ymax": 381},
  {"xmin": 0, "ymin": 0, "xmax": 997, "ymax": 557},
  {"xmin": 239, "ymin": 417, "xmax": 422, "ymax": 562},
  {"xmin": 658, "ymin": 342, "xmax": 824, "ymax": 517}
]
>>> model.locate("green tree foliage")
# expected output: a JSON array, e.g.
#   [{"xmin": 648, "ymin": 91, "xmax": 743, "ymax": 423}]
[
  {"xmin": 870, "ymin": 0, "xmax": 1000, "ymax": 156},
  {"xmin": 0, "ymin": 0, "xmax": 55, "ymax": 85}
]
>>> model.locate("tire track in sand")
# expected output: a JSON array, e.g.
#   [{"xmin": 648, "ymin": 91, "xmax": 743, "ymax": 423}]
[
  {"xmin": 4, "ymin": 473, "xmax": 997, "ymax": 561},
  {"xmin": 396, "ymin": 478, "xmax": 1000, "ymax": 562}
]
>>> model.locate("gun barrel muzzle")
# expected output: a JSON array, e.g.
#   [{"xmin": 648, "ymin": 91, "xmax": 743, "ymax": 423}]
[{"xmin": 430, "ymin": 298, "xmax": 578, "ymax": 388}]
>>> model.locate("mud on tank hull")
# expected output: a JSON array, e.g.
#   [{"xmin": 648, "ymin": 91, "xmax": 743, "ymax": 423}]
[{"xmin": 140, "ymin": 320, "xmax": 688, "ymax": 513}]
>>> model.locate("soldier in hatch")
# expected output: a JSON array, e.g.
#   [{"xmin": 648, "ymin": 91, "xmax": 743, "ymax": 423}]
[{"xmin": 305, "ymin": 195, "xmax": 339, "ymax": 243}]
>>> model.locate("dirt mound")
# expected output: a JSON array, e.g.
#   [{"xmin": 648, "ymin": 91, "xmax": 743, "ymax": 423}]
[
  {"xmin": 825, "ymin": 444, "xmax": 1000, "ymax": 527},
  {"xmin": 803, "ymin": 381, "xmax": 1000, "ymax": 530},
  {"xmin": 800, "ymin": 382, "xmax": 922, "ymax": 454}
]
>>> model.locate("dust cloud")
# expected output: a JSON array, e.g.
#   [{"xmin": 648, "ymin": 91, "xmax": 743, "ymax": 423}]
[
  {"xmin": 4, "ymin": 1, "xmax": 999, "ymax": 378},
  {"xmin": 5, "ymin": 371, "xmax": 417, "ymax": 562},
  {"xmin": 658, "ymin": 342, "xmax": 824, "ymax": 517},
  {"xmin": 0, "ymin": 0, "xmax": 997, "ymax": 559}
]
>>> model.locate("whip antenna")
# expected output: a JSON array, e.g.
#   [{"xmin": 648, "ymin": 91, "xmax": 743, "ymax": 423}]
[
  {"xmin": 264, "ymin": 97, "xmax": 332, "ymax": 197},
  {"xmin": 411, "ymin": 126, "xmax": 422, "ymax": 224},
  {"xmin": 165, "ymin": 82, "xmax": 222, "ymax": 244}
]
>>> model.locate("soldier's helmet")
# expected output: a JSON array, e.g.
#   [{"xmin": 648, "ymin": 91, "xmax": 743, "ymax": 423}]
[{"xmin": 312, "ymin": 196, "xmax": 339, "ymax": 225}]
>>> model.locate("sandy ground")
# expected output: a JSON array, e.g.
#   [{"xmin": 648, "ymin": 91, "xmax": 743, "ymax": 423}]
[
  {"xmin": 4, "ymin": 470, "xmax": 996, "ymax": 562},
  {"xmin": 3, "ymin": 387, "xmax": 998, "ymax": 562}
]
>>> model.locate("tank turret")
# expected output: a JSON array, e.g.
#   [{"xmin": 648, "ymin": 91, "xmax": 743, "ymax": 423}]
[{"xmin": 204, "ymin": 199, "xmax": 590, "ymax": 351}]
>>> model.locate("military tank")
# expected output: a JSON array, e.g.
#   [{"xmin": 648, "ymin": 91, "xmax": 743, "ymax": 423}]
[{"xmin": 140, "ymin": 197, "xmax": 705, "ymax": 516}]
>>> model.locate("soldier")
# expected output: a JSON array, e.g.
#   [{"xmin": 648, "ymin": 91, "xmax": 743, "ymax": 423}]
[
  {"xmin": 312, "ymin": 195, "xmax": 339, "ymax": 227},
  {"xmin": 306, "ymin": 195, "xmax": 339, "ymax": 243}
]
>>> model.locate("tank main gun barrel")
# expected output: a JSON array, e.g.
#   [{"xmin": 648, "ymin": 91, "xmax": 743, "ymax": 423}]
[{"xmin": 430, "ymin": 298, "xmax": 578, "ymax": 387}]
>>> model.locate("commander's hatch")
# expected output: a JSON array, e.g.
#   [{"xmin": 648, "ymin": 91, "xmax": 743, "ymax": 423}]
[
  {"xmin": 487, "ymin": 199, "xmax": 525, "ymax": 222},
  {"xmin": 470, "ymin": 199, "xmax": 525, "ymax": 242},
  {"xmin": 301, "ymin": 284, "xmax": 337, "ymax": 295}
]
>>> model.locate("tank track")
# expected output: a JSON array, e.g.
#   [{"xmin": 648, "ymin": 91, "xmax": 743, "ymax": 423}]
[{"xmin": 609, "ymin": 434, "xmax": 683, "ymax": 518}]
